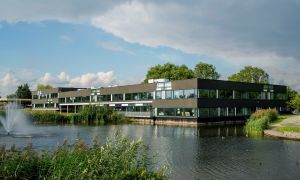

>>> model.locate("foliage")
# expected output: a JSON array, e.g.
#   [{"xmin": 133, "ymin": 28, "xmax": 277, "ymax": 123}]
[
  {"xmin": 245, "ymin": 109, "xmax": 279, "ymax": 133},
  {"xmin": 0, "ymin": 135, "xmax": 168, "ymax": 180},
  {"xmin": 27, "ymin": 107, "xmax": 127, "ymax": 124},
  {"xmin": 15, "ymin": 83, "xmax": 32, "ymax": 99},
  {"xmin": 289, "ymin": 95, "xmax": 300, "ymax": 111},
  {"xmin": 228, "ymin": 66, "xmax": 269, "ymax": 84},
  {"xmin": 250, "ymin": 109, "xmax": 279, "ymax": 122},
  {"xmin": 37, "ymin": 84, "xmax": 53, "ymax": 91},
  {"xmin": 278, "ymin": 126, "xmax": 300, "ymax": 133},
  {"xmin": 144, "ymin": 63, "xmax": 194, "ymax": 82},
  {"xmin": 194, "ymin": 62, "xmax": 220, "ymax": 80},
  {"xmin": 144, "ymin": 62, "xmax": 221, "ymax": 82},
  {"xmin": 28, "ymin": 111, "xmax": 70, "ymax": 123},
  {"xmin": 6, "ymin": 94, "xmax": 16, "ymax": 98}
]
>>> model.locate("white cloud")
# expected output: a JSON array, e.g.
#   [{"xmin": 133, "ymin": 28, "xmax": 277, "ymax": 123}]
[
  {"xmin": 1, "ymin": 0, "xmax": 300, "ymax": 91},
  {"xmin": 38, "ymin": 71, "xmax": 116, "ymax": 88},
  {"xmin": 91, "ymin": 1, "xmax": 300, "ymax": 91},
  {"xmin": 0, "ymin": 0, "xmax": 123, "ymax": 23}
]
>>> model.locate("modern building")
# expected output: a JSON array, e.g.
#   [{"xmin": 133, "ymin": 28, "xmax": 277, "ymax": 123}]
[{"xmin": 31, "ymin": 78, "xmax": 288, "ymax": 123}]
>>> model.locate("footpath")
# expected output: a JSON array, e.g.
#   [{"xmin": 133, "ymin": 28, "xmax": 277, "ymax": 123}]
[{"xmin": 264, "ymin": 115, "xmax": 300, "ymax": 140}]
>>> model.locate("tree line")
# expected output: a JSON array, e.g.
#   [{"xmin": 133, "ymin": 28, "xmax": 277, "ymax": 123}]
[{"xmin": 144, "ymin": 62, "xmax": 269, "ymax": 84}]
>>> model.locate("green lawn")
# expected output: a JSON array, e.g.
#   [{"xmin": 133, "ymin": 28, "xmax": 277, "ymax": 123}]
[
  {"xmin": 270, "ymin": 114, "xmax": 298, "ymax": 125},
  {"xmin": 278, "ymin": 126, "xmax": 300, "ymax": 133}
]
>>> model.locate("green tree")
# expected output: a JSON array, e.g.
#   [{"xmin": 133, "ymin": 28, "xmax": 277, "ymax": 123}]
[
  {"xmin": 228, "ymin": 66, "xmax": 269, "ymax": 83},
  {"xmin": 289, "ymin": 95, "xmax": 300, "ymax": 111},
  {"xmin": 37, "ymin": 83, "xmax": 53, "ymax": 91},
  {"xmin": 287, "ymin": 87, "xmax": 299, "ymax": 110},
  {"xmin": 16, "ymin": 83, "xmax": 32, "ymax": 99},
  {"xmin": 144, "ymin": 63, "xmax": 194, "ymax": 82},
  {"xmin": 194, "ymin": 62, "xmax": 220, "ymax": 80}
]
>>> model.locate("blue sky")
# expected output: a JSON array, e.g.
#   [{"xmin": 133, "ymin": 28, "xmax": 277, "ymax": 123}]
[{"xmin": 0, "ymin": 0, "xmax": 300, "ymax": 96}]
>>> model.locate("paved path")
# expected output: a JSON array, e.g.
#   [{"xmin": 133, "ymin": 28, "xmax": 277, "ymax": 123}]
[{"xmin": 264, "ymin": 115, "xmax": 300, "ymax": 140}]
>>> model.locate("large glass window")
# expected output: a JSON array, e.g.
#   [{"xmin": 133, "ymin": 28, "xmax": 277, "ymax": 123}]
[
  {"xmin": 112, "ymin": 94, "xmax": 123, "ymax": 101},
  {"xmin": 275, "ymin": 93, "xmax": 287, "ymax": 100},
  {"xmin": 249, "ymin": 92, "xmax": 261, "ymax": 99},
  {"xmin": 157, "ymin": 108, "xmax": 196, "ymax": 117},
  {"xmin": 219, "ymin": 90, "xmax": 233, "ymax": 99},
  {"xmin": 165, "ymin": 90, "xmax": 173, "ymax": 99},
  {"xmin": 228, "ymin": 108, "xmax": 235, "ymax": 116},
  {"xmin": 156, "ymin": 91, "xmax": 162, "ymax": 100},
  {"xmin": 199, "ymin": 108, "xmax": 209, "ymax": 118},
  {"xmin": 99, "ymin": 95, "xmax": 111, "ymax": 102},
  {"xmin": 174, "ymin": 90, "xmax": 184, "ymax": 99},
  {"xmin": 198, "ymin": 89, "xmax": 209, "ymax": 98},
  {"xmin": 184, "ymin": 89, "xmax": 196, "ymax": 98},
  {"xmin": 59, "ymin": 98, "xmax": 65, "ymax": 103}
]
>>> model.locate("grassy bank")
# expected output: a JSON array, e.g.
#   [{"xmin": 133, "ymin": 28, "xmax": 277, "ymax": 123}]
[
  {"xmin": 0, "ymin": 134, "xmax": 168, "ymax": 180},
  {"xmin": 26, "ymin": 106, "xmax": 128, "ymax": 124},
  {"xmin": 278, "ymin": 126, "xmax": 300, "ymax": 133},
  {"xmin": 245, "ymin": 109, "xmax": 279, "ymax": 134}
]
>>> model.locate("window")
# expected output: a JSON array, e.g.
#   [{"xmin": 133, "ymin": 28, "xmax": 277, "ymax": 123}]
[
  {"xmin": 219, "ymin": 90, "xmax": 233, "ymax": 99},
  {"xmin": 99, "ymin": 95, "xmax": 111, "ymax": 102},
  {"xmin": 249, "ymin": 92, "xmax": 261, "ymax": 99},
  {"xmin": 156, "ymin": 91, "xmax": 162, "ymax": 100},
  {"xmin": 184, "ymin": 89, "xmax": 196, "ymax": 98},
  {"xmin": 157, "ymin": 108, "xmax": 196, "ymax": 117},
  {"xmin": 112, "ymin": 94, "xmax": 123, "ymax": 101},
  {"xmin": 275, "ymin": 93, "xmax": 287, "ymax": 100},
  {"xmin": 228, "ymin": 108, "xmax": 235, "ymax": 116},
  {"xmin": 198, "ymin": 89, "xmax": 209, "ymax": 98},
  {"xmin": 59, "ymin": 98, "xmax": 65, "ymax": 103},
  {"xmin": 199, "ymin": 108, "xmax": 209, "ymax": 118},
  {"xmin": 32, "ymin": 95, "xmax": 38, "ymax": 99},
  {"xmin": 174, "ymin": 90, "xmax": 184, "ymax": 99},
  {"xmin": 165, "ymin": 90, "xmax": 173, "ymax": 99}
]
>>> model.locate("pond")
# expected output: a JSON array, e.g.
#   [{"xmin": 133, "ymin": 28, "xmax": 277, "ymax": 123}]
[{"xmin": 1, "ymin": 124, "xmax": 300, "ymax": 180}]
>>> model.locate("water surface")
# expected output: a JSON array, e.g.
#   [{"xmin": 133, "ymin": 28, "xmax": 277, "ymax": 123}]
[{"xmin": 1, "ymin": 124, "xmax": 300, "ymax": 180}]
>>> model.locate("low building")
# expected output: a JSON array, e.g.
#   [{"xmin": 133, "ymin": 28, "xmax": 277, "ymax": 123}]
[{"xmin": 31, "ymin": 78, "xmax": 288, "ymax": 123}]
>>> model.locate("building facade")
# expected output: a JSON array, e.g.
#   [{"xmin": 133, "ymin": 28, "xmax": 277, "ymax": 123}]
[{"xmin": 31, "ymin": 78, "xmax": 288, "ymax": 123}]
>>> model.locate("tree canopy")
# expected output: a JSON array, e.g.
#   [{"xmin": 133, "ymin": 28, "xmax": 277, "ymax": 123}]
[
  {"xmin": 144, "ymin": 62, "xmax": 220, "ymax": 82},
  {"xmin": 194, "ymin": 62, "xmax": 220, "ymax": 80},
  {"xmin": 37, "ymin": 84, "xmax": 53, "ymax": 91},
  {"xmin": 289, "ymin": 95, "xmax": 300, "ymax": 111},
  {"xmin": 228, "ymin": 66, "xmax": 269, "ymax": 84},
  {"xmin": 16, "ymin": 83, "xmax": 32, "ymax": 99}
]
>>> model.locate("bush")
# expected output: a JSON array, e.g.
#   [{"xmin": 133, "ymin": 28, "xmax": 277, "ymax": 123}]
[
  {"xmin": 0, "ymin": 135, "xmax": 168, "ymax": 179},
  {"xmin": 245, "ymin": 109, "xmax": 279, "ymax": 134},
  {"xmin": 250, "ymin": 109, "xmax": 278, "ymax": 122}
]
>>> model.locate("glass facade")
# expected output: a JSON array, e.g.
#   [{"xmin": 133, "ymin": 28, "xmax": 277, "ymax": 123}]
[
  {"xmin": 157, "ymin": 108, "xmax": 196, "ymax": 117},
  {"xmin": 112, "ymin": 94, "xmax": 123, "ymax": 101}
]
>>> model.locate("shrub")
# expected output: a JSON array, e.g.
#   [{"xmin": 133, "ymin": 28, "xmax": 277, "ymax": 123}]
[
  {"xmin": 250, "ymin": 109, "xmax": 278, "ymax": 122},
  {"xmin": 0, "ymin": 135, "xmax": 168, "ymax": 179},
  {"xmin": 245, "ymin": 109, "xmax": 279, "ymax": 134}
]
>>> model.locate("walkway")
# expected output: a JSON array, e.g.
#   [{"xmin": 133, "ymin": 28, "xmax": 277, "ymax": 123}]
[{"xmin": 264, "ymin": 115, "xmax": 300, "ymax": 140}]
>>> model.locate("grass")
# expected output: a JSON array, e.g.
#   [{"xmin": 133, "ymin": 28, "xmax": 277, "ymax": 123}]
[
  {"xmin": 278, "ymin": 126, "xmax": 300, "ymax": 133},
  {"xmin": 0, "ymin": 134, "xmax": 168, "ymax": 180}
]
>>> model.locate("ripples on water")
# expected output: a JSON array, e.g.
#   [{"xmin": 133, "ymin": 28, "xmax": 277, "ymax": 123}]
[{"xmin": 1, "ymin": 124, "xmax": 300, "ymax": 180}]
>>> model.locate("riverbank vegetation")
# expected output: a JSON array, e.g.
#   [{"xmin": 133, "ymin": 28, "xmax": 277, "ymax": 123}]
[
  {"xmin": 0, "ymin": 134, "xmax": 167, "ymax": 179},
  {"xmin": 245, "ymin": 109, "xmax": 279, "ymax": 133},
  {"xmin": 27, "ymin": 106, "xmax": 128, "ymax": 124},
  {"xmin": 278, "ymin": 126, "xmax": 300, "ymax": 133}
]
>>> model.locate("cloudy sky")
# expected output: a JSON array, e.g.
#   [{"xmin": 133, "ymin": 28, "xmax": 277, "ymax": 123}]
[{"xmin": 1, "ymin": 0, "xmax": 300, "ymax": 96}]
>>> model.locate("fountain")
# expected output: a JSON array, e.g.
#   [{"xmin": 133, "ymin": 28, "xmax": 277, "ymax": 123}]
[{"xmin": 0, "ymin": 102, "xmax": 33, "ymax": 136}]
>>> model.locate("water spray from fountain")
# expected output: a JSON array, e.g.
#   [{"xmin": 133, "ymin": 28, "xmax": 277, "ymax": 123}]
[{"xmin": 0, "ymin": 102, "xmax": 33, "ymax": 135}]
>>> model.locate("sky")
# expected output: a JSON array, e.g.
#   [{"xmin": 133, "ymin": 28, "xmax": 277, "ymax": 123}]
[{"xmin": 0, "ymin": 0, "xmax": 300, "ymax": 96}]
